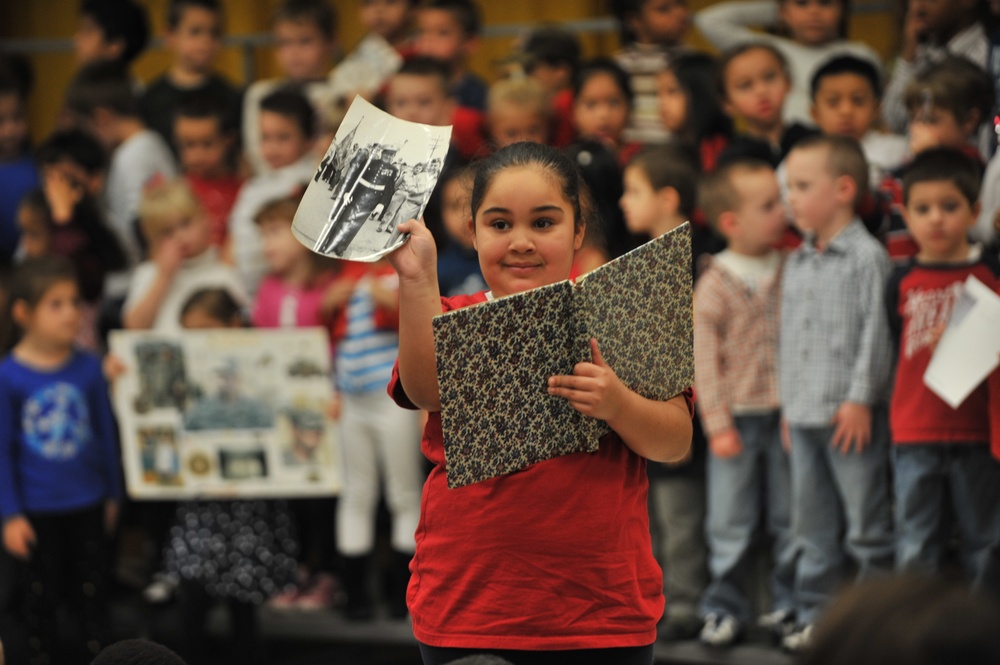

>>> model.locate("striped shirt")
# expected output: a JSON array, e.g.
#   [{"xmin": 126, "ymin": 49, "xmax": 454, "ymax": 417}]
[
  {"xmin": 336, "ymin": 275, "xmax": 400, "ymax": 394},
  {"xmin": 779, "ymin": 220, "xmax": 893, "ymax": 426}
]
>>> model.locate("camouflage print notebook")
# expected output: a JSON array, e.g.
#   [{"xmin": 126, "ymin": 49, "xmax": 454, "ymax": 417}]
[{"xmin": 432, "ymin": 222, "xmax": 693, "ymax": 489}]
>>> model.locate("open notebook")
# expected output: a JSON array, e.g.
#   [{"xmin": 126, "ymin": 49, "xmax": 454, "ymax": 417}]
[{"xmin": 432, "ymin": 222, "xmax": 693, "ymax": 488}]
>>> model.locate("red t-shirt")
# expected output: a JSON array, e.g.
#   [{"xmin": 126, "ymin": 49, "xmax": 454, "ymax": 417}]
[
  {"xmin": 886, "ymin": 255, "xmax": 1000, "ymax": 448},
  {"xmin": 389, "ymin": 291, "xmax": 691, "ymax": 650},
  {"xmin": 186, "ymin": 173, "xmax": 244, "ymax": 248}
]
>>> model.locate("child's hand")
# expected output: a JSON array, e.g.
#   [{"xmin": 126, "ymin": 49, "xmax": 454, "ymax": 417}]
[
  {"xmin": 104, "ymin": 500, "xmax": 120, "ymax": 535},
  {"xmin": 322, "ymin": 279, "xmax": 357, "ymax": 313},
  {"xmin": 3, "ymin": 515, "xmax": 36, "ymax": 560},
  {"xmin": 103, "ymin": 354, "xmax": 127, "ymax": 382},
  {"xmin": 831, "ymin": 402, "xmax": 871, "ymax": 454},
  {"xmin": 327, "ymin": 392, "xmax": 342, "ymax": 421},
  {"xmin": 387, "ymin": 218, "xmax": 438, "ymax": 282},
  {"xmin": 153, "ymin": 236, "xmax": 184, "ymax": 277},
  {"xmin": 43, "ymin": 168, "xmax": 84, "ymax": 225},
  {"xmin": 709, "ymin": 430, "xmax": 743, "ymax": 458},
  {"xmin": 547, "ymin": 339, "xmax": 626, "ymax": 421},
  {"xmin": 370, "ymin": 277, "xmax": 398, "ymax": 310}
]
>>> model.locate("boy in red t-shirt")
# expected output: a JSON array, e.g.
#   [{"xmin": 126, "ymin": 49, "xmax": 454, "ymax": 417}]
[{"xmin": 885, "ymin": 147, "xmax": 1000, "ymax": 589}]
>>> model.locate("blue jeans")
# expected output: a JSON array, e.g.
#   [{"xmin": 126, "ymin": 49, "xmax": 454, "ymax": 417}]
[
  {"xmin": 700, "ymin": 412, "xmax": 795, "ymax": 623},
  {"xmin": 789, "ymin": 409, "xmax": 894, "ymax": 624},
  {"xmin": 893, "ymin": 443, "xmax": 1000, "ymax": 587}
]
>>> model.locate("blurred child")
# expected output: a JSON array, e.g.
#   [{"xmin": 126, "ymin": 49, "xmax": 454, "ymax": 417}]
[
  {"xmin": 64, "ymin": 61, "xmax": 178, "ymax": 289},
  {"xmin": 565, "ymin": 140, "xmax": 624, "ymax": 268},
  {"xmin": 229, "ymin": 86, "xmax": 316, "ymax": 297},
  {"xmin": 0, "ymin": 256, "xmax": 123, "ymax": 664},
  {"xmin": 486, "ymin": 77, "xmax": 550, "ymax": 150},
  {"xmin": 520, "ymin": 26, "xmax": 581, "ymax": 147},
  {"xmin": 694, "ymin": 0, "xmax": 882, "ymax": 128},
  {"xmin": 572, "ymin": 57, "xmax": 640, "ymax": 165},
  {"xmin": 139, "ymin": 0, "xmax": 242, "ymax": 152},
  {"xmin": 413, "ymin": 0, "xmax": 487, "ymax": 110},
  {"xmin": 810, "ymin": 55, "xmax": 908, "ymax": 191},
  {"xmin": 242, "ymin": 0, "xmax": 336, "ymax": 174},
  {"xmin": 0, "ymin": 57, "xmax": 37, "ymax": 262},
  {"xmin": 174, "ymin": 96, "xmax": 243, "ymax": 254},
  {"xmin": 123, "ymin": 179, "xmax": 245, "ymax": 331},
  {"xmin": 780, "ymin": 135, "xmax": 894, "ymax": 651},
  {"xmin": 17, "ymin": 190, "xmax": 125, "ymax": 350},
  {"xmin": 885, "ymin": 148, "xmax": 1000, "ymax": 587},
  {"xmin": 619, "ymin": 143, "xmax": 713, "ymax": 641},
  {"xmin": 73, "ymin": 0, "xmax": 149, "ymax": 69},
  {"xmin": 435, "ymin": 166, "xmax": 486, "ymax": 297},
  {"xmin": 92, "ymin": 639, "xmax": 189, "ymax": 665},
  {"xmin": 882, "ymin": 0, "xmax": 988, "ymax": 135},
  {"xmin": 384, "ymin": 57, "xmax": 470, "ymax": 247},
  {"xmin": 693, "ymin": 158, "xmax": 794, "ymax": 646},
  {"xmin": 612, "ymin": 0, "xmax": 691, "ymax": 144},
  {"xmin": 880, "ymin": 56, "xmax": 993, "ymax": 259},
  {"xmin": 326, "ymin": 258, "xmax": 423, "ymax": 621},
  {"xmin": 162, "ymin": 288, "xmax": 299, "ymax": 665},
  {"xmin": 656, "ymin": 52, "xmax": 732, "ymax": 171},
  {"xmin": 717, "ymin": 43, "xmax": 817, "ymax": 168},
  {"xmin": 328, "ymin": 0, "xmax": 416, "ymax": 106}
]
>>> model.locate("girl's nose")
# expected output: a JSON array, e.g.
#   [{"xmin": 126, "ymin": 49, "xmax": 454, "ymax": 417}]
[{"xmin": 509, "ymin": 228, "xmax": 534, "ymax": 252}]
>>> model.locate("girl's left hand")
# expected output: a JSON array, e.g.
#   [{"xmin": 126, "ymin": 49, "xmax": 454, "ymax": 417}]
[{"xmin": 547, "ymin": 339, "xmax": 626, "ymax": 421}]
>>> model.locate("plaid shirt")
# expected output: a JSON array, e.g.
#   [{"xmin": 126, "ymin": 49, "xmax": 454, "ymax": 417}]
[
  {"xmin": 779, "ymin": 220, "xmax": 893, "ymax": 426},
  {"xmin": 694, "ymin": 255, "xmax": 783, "ymax": 438}
]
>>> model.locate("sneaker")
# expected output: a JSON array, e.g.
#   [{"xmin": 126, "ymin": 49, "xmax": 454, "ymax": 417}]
[
  {"xmin": 782, "ymin": 623, "xmax": 814, "ymax": 652},
  {"xmin": 758, "ymin": 608, "xmax": 797, "ymax": 638},
  {"xmin": 699, "ymin": 613, "xmax": 741, "ymax": 647},
  {"xmin": 294, "ymin": 572, "xmax": 339, "ymax": 610},
  {"xmin": 142, "ymin": 573, "xmax": 178, "ymax": 604}
]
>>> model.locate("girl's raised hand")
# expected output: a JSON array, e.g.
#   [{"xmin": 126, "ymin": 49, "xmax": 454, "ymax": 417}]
[
  {"xmin": 387, "ymin": 218, "xmax": 438, "ymax": 282},
  {"xmin": 3, "ymin": 515, "xmax": 36, "ymax": 560},
  {"xmin": 547, "ymin": 339, "xmax": 626, "ymax": 421}
]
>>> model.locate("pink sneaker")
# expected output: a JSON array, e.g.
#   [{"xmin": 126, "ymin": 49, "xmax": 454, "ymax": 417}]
[{"xmin": 294, "ymin": 572, "xmax": 340, "ymax": 610}]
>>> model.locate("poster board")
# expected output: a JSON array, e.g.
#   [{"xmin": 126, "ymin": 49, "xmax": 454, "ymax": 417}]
[{"xmin": 109, "ymin": 328, "xmax": 340, "ymax": 499}]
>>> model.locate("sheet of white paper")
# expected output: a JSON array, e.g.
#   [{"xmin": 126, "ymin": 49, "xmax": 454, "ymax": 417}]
[
  {"xmin": 292, "ymin": 96, "xmax": 452, "ymax": 262},
  {"xmin": 923, "ymin": 275, "xmax": 1000, "ymax": 409}
]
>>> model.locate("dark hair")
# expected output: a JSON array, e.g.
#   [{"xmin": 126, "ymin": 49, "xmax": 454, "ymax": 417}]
[
  {"xmin": 471, "ymin": 141, "xmax": 588, "ymax": 230},
  {"xmin": 801, "ymin": 574, "xmax": 1000, "ymax": 665},
  {"xmin": 0, "ymin": 256, "xmax": 79, "ymax": 353},
  {"xmin": 574, "ymin": 57, "xmax": 633, "ymax": 109},
  {"xmin": 564, "ymin": 139, "xmax": 634, "ymax": 256},
  {"xmin": 175, "ymin": 93, "xmax": 237, "ymax": 135},
  {"xmin": 811, "ymin": 54, "xmax": 882, "ymax": 100},
  {"xmin": 91, "ymin": 639, "xmax": 189, "ymax": 665},
  {"xmin": 167, "ymin": 0, "xmax": 223, "ymax": 30},
  {"xmin": 717, "ymin": 42, "xmax": 790, "ymax": 98},
  {"xmin": 665, "ymin": 52, "xmax": 733, "ymax": 148},
  {"xmin": 0, "ymin": 54, "xmax": 34, "ymax": 100},
  {"xmin": 260, "ymin": 85, "xmax": 316, "ymax": 139},
  {"xmin": 272, "ymin": 0, "xmax": 337, "ymax": 39},
  {"xmin": 522, "ymin": 26, "xmax": 581, "ymax": 76},
  {"xmin": 65, "ymin": 60, "xmax": 139, "ymax": 119},
  {"xmin": 79, "ymin": 0, "xmax": 150, "ymax": 65},
  {"xmin": 36, "ymin": 129, "xmax": 108, "ymax": 175},
  {"xmin": 628, "ymin": 142, "xmax": 702, "ymax": 218},
  {"xmin": 180, "ymin": 288, "xmax": 244, "ymax": 327},
  {"xmin": 610, "ymin": 0, "xmax": 649, "ymax": 44},
  {"xmin": 904, "ymin": 56, "xmax": 995, "ymax": 129},
  {"xmin": 902, "ymin": 147, "xmax": 983, "ymax": 206},
  {"xmin": 422, "ymin": 0, "xmax": 481, "ymax": 37},
  {"xmin": 394, "ymin": 56, "xmax": 452, "ymax": 96},
  {"xmin": 446, "ymin": 656, "xmax": 516, "ymax": 665}
]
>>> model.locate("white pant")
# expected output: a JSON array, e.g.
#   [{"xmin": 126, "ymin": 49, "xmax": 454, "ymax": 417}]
[{"xmin": 336, "ymin": 390, "xmax": 423, "ymax": 555}]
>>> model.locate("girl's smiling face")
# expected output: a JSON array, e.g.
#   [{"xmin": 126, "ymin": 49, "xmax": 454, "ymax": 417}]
[{"xmin": 472, "ymin": 165, "xmax": 584, "ymax": 299}]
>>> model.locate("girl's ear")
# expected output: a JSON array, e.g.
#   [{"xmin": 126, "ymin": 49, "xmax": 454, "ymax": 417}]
[
  {"xmin": 573, "ymin": 221, "xmax": 585, "ymax": 252},
  {"xmin": 468, "ymin": 216, "xmax": 477, "ymax": 251},
  {"xmin": 657, "ymin": 186, "xmax": 681, "ymax": 217}
]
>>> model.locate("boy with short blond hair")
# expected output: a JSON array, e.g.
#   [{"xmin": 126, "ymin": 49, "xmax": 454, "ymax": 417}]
[
  {"xmin": 139, "ymin": 0, "xmax": 241, "ymax": 152},
  {"xmin": 413, "ymin": 0, "xmax": 487, "ymax": 110},
  {"xmin": 123, "ymin": 179, "xmax": 245, "ymax": 332},
  {"xmin": 780, "ymin": 134, "xmax": 894, "ymax": 650},
  {"xmin": 486, "ymin": 77, "xmax": 550, "ymax": 149},
  {"xmin": 886, "ymin": 147, "xmax": 1000, "ymax": 588},
  {"xmin": 242, "ymin": 0, "xmax": 336, "ymax": 174},
  {"xmin": 694, "ymin": 158, "xmax": 796, "ymax": 646}
]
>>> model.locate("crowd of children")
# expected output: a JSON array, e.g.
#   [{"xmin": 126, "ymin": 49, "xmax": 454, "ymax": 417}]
[{"xmin": 1, "ymin": 0, "xmax": 1000, "ymax": 664}]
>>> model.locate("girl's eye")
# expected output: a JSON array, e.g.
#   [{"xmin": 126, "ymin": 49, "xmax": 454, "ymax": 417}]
[
  {"xmin": 490, "ymin": 219, "xmax": 510, "ymax": 230},
  {"xmin": 534, "ymin": 218, "xmax": 554, "ymax": 228},
  {"xmin": 914, "ymin": 204, "xmax": 929, "ymax": 215}
]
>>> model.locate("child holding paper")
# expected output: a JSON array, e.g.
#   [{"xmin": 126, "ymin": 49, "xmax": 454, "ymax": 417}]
[
  {"xmin": 388, "ymin": 141, "xmax": 693, "ymax": 665},
  {"xmin": 885, "ymin": 147, "xmax": 1000, "ymax": 589}
]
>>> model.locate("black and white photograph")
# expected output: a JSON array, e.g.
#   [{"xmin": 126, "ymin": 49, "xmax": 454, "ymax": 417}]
[{"xmin": 292, "ymin": 96, "xmax": 452, "ymax": 262}]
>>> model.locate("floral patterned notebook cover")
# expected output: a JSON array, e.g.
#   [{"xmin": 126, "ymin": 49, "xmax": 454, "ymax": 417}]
[{"xmin": 432, "ymin": 222, "xmax": 693, "ymax": 488}]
